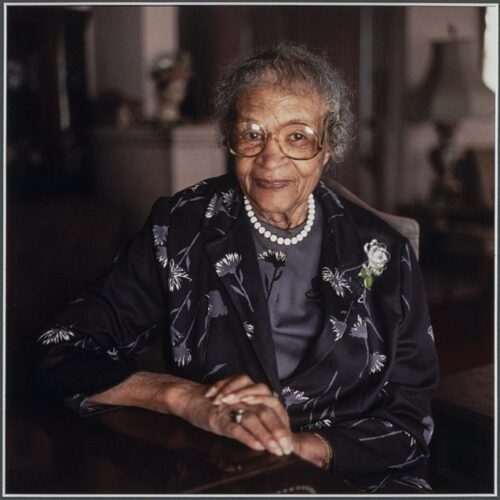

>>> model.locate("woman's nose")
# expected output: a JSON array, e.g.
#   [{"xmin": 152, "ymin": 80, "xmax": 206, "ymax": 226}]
[{"xmin": 256, "ymin": 136, "xmax": 286, "ymax": 168}]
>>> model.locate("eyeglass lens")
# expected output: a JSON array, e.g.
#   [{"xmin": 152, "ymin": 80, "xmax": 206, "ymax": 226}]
[{"xmin": 229, "ymin": 121, "xmax": 320, "ymax": 160}]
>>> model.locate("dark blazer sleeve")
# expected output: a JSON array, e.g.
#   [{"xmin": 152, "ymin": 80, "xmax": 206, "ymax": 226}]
[
  {"xmin": 319, "ymin": 243, "xmax": 439, "ymax": 477},
  {"xmin": 36, "ymin": 198, "xmax": 171, "ymax": 406}
]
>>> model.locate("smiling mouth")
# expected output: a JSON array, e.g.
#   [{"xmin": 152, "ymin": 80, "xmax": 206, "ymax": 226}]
[{"xmin": 255, "ymin": 179, "xmax": 290, "ymax": 189}]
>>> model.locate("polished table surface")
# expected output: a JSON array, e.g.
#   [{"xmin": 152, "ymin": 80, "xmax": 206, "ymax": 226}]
[{"xmin": 6, "ymin": 393, "xmax": 358, "ymax": 495}]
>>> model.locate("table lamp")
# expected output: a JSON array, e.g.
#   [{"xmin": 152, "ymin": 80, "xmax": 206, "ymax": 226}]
[{"xmin": 407, "ymin": 27, "xmax": 495, "ymax": 211}]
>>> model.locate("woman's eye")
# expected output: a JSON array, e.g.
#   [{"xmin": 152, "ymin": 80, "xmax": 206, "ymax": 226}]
[
  {"xmin": 243, "ymin": 131, "xmax": 263, "ymax": 141},
  {"xmin": 288, "ymin": 132, "xmax": 310, "ymax": 143}
]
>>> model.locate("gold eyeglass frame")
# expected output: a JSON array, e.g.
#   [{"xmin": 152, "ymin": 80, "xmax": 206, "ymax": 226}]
[{"xmin": 227, "ymin": 118, "xmax": 327, "ymax": 161}]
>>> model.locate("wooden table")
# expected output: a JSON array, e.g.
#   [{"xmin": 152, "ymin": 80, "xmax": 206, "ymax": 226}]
[{"xmin": 6, "ymin": 394, "xmax": 357, "ymax": 495}]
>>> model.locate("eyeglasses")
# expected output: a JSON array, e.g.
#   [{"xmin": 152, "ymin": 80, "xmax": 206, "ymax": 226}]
[{"xmin": 227, "ymin": 120, "xmax": 325, "ymax": 160}]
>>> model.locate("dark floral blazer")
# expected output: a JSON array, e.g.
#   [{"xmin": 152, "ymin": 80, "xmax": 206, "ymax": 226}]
[{"xmin": 38, "ymin": 173, "xmax": 439, "ymax": 493}]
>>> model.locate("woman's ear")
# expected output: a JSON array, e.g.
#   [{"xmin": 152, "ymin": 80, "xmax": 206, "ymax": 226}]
[{"xmin": 322, "ymin": 151, "xmax": 332, "ymax": 168}]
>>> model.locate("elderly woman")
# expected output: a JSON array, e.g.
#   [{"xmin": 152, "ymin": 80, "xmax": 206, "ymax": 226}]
[{"xmin": 38, "ymin": 43, "xmax": 438, "ymax": 492}]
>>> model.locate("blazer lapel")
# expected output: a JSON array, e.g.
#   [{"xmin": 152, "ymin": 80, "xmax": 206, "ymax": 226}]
[
  {"xmin": 288, "ymin": 182, "xmax": 367, "ymax": 373},
  {"xmin": 204, "ymin": 192, "xmax": 281, "ymax": 395}
]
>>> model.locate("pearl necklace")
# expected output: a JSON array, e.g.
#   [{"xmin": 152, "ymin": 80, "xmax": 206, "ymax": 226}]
[{"xmin": 243, "ymin": 194, "xmax": 316, "ymax": 246}]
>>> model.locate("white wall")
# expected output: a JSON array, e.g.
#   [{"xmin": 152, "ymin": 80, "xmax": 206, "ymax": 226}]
[
  {"xmin": 141, "ymin": 6, "xmax": 179, "ymax": 118},
  {"xmin": 92, "ymin": 7, "xmax": 143, "ymax": 101},
  {"xmin": 400, "ymin": 6, "xmax": 496, "ymax": 206},
  {"xmin": 90, "ymin": 6, "xmax": 178, "ymax": 119}
]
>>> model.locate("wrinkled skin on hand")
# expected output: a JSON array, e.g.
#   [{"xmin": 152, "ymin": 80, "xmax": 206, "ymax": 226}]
[
  {"xmin": 178, "ymin": 376, "xmax": 294, "ymax": 457},
  {"xmin": 200, "ymin": 374, "xmax": 330, "ymax": 468}
]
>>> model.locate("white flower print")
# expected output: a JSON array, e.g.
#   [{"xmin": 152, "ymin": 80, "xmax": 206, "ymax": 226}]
[
  {"xmin": 350, "ymin": 315, "xmax": 371, "ymax": 378},
  {"xmin": 329, "ymin": 316, "xmax": 347, "ymax": 341},
  {"xmin": 405, "ymin": 431, "xmax": 416, "ymax": 447},
  {"xmin": 301, "ymin": 419, "xmax": 332, "ymax": 431},
  {"xmin": 215, "ymin": 253, "xmax": 254, "ymax": 311},
  {"xmin": 359, "ymin": 239, "xmax": 391, "ymax": 290},
  {"xmin": 38, "ymin": 327, "xmax": 75, "ymax": 345},
  {"xmin": 204, "ymin": 194, "xmax": 219, "ymax": 219},
  {"xmin": 207, "ymin": 290, "xmax": 228, "ymax": 318},
  {"xmin": 259, "ymin": 249, "xmax": 287, "ymax": 303},
  {"xmin": 258, "ymin": 249, "xmax": 287, "ymax": 268},
  {"xmin": 282, "ymin": 386, "xmax": 310, "ymax": 407},
  {"xmin": 243, "ymin": 321, "xmax": 254, "ymax": 339},
  {"xmin": 198, "ymin": 290, "xmax": 229, "ymax": 348},
  {"xmin": 107, "ymin": 347, "xmax": 119, "ymax": 361},
  {"xmin": 156, "ymin": 246, "xmax": 168, "ymax": 268},
  {"xmin": 321, "ymin": 267, "xmax": 352, "ymax": 297},
  {"xmin": 368, "ymin": 352, "xmax": 387, "ymax": 374},
  {"xmin": 221, "ymin": 188, "xmax": 236, "ymax": 207},
  {"xmin": 189, "ymin": 180, "xmax": 207, "ymax": 192},
  {"xmin": 152, "ymin": 224, "xmax": 169, "ymax": 246},
  {"xmin": 422, "ymin": 415, "xmax": 434, "ymax": 444},
  {"xmin": 215, "ymin": 252, "xmax": 242, "ymax": 277},
  {"xmin": 168, "ymin": 260, "xmax": 191, "ymax": 292},
  {"xmin": 350, "ymin": 315, "xmax": 368, "ymax": 339},
  {"xmin": 173, "ymin": 341, "xmax": 192, "ymax": 367},
  {"xmin": 427, "ymin": 325, "xmax": 435, "ymax": 342}
]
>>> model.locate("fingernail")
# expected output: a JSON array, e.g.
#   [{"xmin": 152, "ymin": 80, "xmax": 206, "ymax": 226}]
[
  {"xmin": 204, "ymin": 387, "xmax": 216, "ymax": 398},
  {"xmin": 279, "ymin": 437, "xmax": 293, "ymax": 455},
  {"xmin": 269, "ymin": 440, "xmax": 283, "ymax": 456},
  {"xmin": 254, "ymin": 442, "xmax": 265, "ymax": 451},
  {"xmin": 221, "ymin": 394, "xmax": 236, "ymax": 403},
  {"xmin": 241, "ymin": 396, "xmax": 256, "ymax": 403}
]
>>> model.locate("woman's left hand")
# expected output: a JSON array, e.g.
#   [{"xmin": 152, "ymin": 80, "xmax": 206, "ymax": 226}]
[
  {"xmin": 205, "ymin": 375, "xmax": 332, "ymax": 470},
  {"xmin": 204, "ymin": 374, "xmax": 291, "ymax": 446},
  {"xmin": 205, "ymin": 374, "xmax": 289, "ymax": 425}
]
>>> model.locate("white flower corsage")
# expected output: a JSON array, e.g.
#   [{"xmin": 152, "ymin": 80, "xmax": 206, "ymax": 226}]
[{"xmin": 359, "ymin": 239, "xmax": 391, "ymax": 290}]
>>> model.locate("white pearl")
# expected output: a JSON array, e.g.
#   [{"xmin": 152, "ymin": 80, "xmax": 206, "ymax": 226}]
[{"xmin": 243, "ymin": 194, "xmax": 315, "ymax": 246}]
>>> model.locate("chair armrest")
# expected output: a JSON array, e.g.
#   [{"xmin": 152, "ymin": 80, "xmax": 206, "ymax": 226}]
[{"xmin": 322, "ymin": 178, "xmax": 420, "ymax": 259}]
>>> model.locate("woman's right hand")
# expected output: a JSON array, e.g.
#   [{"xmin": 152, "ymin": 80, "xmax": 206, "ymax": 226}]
[{"xmin": 88, "ymin": 371, "xmax": 293, "ymax": 457}]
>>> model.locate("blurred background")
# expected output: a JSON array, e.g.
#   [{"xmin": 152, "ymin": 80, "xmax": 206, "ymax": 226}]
[{"xmin": 5, "ymin": 4, "xmax": 497, "ymax": 491}]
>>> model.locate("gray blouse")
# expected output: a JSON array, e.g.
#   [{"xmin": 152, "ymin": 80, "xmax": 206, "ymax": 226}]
[{"xmin": 252, "ymin": 201, "xmax": 324, "ymax": 380}]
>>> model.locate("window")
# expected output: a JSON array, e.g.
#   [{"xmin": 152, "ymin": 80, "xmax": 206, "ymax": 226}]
[{"xmin": 482, "ymin": 6, "xmax": 498, "ymax": 92}]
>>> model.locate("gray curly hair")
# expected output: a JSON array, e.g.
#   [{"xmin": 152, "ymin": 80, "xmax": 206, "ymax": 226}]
[{"xmin": 213, "ymin": 42, "xmax": 355, "ymax": 166}]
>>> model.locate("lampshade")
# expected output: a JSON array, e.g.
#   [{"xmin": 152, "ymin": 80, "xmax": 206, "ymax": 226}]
[{"xmin": 407, "ymin": 39, "xmax": 495, "ymax": 124}]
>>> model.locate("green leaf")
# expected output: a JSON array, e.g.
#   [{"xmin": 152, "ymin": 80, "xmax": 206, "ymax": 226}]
[{"xmin": 364, "ymin": 275, "xmax": 374, "ymax": 290}]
